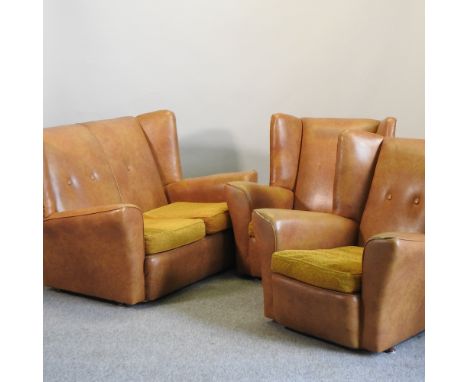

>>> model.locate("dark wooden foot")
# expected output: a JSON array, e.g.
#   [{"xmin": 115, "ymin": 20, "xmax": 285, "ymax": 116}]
[{"xmin": 384, "ymin": 346, "xmax": 396, "ymax": 353}]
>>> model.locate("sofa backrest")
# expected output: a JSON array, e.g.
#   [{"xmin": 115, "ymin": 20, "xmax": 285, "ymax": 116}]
[
  {"xmin": 84, "ymin": 116, "xmax": 168, "ymax": 211},
  {"xmin": 43, "ymin": 110, "xmax": 180, "ymax": 216},
  {"xmin": 269, "ymin": 114, "xmax": 396, "ymax": 213},
  {"xmin": 43, "ymin": 124, "xmax": 123, "ymax": 215},
  {"xmin": 359, "ymin": 138, "xmax": 425, "ymax": 244},
  {"xmin": 137, "ymin": 110, "xmax": 183, "ymax": 186}
]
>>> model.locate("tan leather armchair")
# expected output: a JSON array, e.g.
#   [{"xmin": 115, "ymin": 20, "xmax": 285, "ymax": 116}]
[
  {"xmin": 43, "ymin": 110, "xmax": 257, "ymax": 305},
  {"xmin": 225, "ymin": 114, "xmax": 396, "ymax": 277},
  {"xmin": 253, "ymin": 131, "xmax": 424, "ymax": 352}
]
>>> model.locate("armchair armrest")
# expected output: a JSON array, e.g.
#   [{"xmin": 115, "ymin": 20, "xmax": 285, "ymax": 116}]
[
  {"xmin": 44, "ymin": 203, "xmax": 146, "ymax": 305},
  {"xmin": 165, "ymin": 170, "xmax": 257, "ymax": 203},
  {"xmin": 361, "ymin": 232, "xmax": 425, "ymax": 352},
  {"xmin": 224, "ymin": 182, "xmax": 294, "ymax": 272},
  {"xmin": 252, "ymin": 208, "xmax": 358, "ymax": 318}
]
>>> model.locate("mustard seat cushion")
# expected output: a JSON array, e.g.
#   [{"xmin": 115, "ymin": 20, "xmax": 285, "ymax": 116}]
[
  {"xmin": 143, "ymin": 218, "xmax": 206, "ymax": 255},
  {"xmin": 144, "ymin": 202, "xmax": 231, "ymax": 234},
  {"xmin": 271, "ymin": 246, "xmax": 364, "ymax": 293}
]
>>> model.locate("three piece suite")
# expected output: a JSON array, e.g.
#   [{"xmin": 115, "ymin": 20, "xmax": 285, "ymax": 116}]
[{"xmin": 43, "ymin": 109, "xmax": 424, "ymax": 353}]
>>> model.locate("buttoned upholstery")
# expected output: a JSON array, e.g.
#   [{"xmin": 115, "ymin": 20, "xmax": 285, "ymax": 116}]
[
  {"xmin": 85, "ymin": 117, "xmax": 168, "ymax": 211},
  {"xmin": 44, "ymin": 110, "xmax": 257, "ymax": 305},
  {"xmin": 252, "ymin": 131, "xmax": 424, "ymax": 352},
  {"xmin": 43, "ymin": 124, "xmax": 122, "ymax": 215},
  {"xmin": 359, "ymin": 139, "xmax": 425, "ymax": 243},
  {"xmin": 226, "ymin": 114, "xmax": 395, "ymax": 277}
]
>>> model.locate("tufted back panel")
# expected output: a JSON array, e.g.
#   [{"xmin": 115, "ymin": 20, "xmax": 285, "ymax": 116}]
[
  {"xmin": 293, "ymin": 118, "xmax": 381, "ymax": 212},
  {"xmin": 43, "ymin": 124, "xmax": 122, "ymax": 216},
  {"xmin": 84, "ymin": 116, "xmax": 167, "ymax": 212},
  {"xmin": 359, "ymin": 138, "xmax": 425, "ymax": 244}
]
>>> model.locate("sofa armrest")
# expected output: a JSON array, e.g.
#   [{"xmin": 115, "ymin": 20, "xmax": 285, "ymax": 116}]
[
  {"xmin": 224, "ymin": 182, "xmax": 294, "ymax": 272},
  {"xmin": 252, "ymin": 208, "xmax": 358, "ymax": 318},
  {"xmin": 165, "ymin": 170, "xmax": 257, "ymax": 203},
  {"xmin": 44, "ymin": 204, "xmax": 146, "ymax": 305},
  {"xmin": 44, "ymin": 203, "xmax": 142, "ymax": 220},
  {"xmin": 361, "ymin": 232, "xmax": 425, "ymax": 352}
]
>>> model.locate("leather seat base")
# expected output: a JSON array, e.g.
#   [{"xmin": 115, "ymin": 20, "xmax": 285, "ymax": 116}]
[
  {"xmin": 271, "ymin": 273, "xmax": 361, "ymax": 349},
  {"xmin": 144, "ymin": 230, "xmax": 234, "ymax": 301}
]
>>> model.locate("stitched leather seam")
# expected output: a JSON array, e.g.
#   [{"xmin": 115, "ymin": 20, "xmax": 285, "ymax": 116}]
[
  {"xmin": 272, "ymin": 255, "xmax": 363, "ymax": 276},
  {"xmin": 43, "ymin": 153, "xmax": 56, "ymax": 217},
  {"xmin": 254, "ymin": 211, "xmax": 278, "ymax": 250},
  {"xmin": 366, "ymin": 235, "xmax": 425, "ymax": 244},
  {"xmin": 135, "ymin": 115, "xmax": 176, "ymax": 186},
  {"xmin": 226, "ymin": 183, "xmax": 254, "ymax": 212},
  {"xmin": 80, "ymin": 122, "xmax": 125, "ymax": 203},
  {"xmin": 45, "ymin": 205, "xmax": 141, "ymax": 221},
  {"xmin": 144, "ymin": 221, "xmax": 205, "ymax": 236},
  {"xmin": 291, "ymin": 118, "xmax": 304, "ymax": 194},
  {"xmin": 333, "ymin": 133, "xmax": 346, "ymax": 217}
]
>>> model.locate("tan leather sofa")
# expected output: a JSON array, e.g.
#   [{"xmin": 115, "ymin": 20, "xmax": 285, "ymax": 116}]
[
  {"xmin": 43, "ymin": 110, "xmax": 257, "ymax": 305},
  {"xmin": 252, "ymin": 131, "xmax": 424, "ymax": 352},
  {"xmin": 225, "ymin": 114, "xmax": 396, "ymax": 277}
]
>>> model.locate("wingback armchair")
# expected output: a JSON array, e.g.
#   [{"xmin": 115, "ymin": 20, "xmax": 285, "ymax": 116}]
[
  {"xmin": 225, "ymin": 114, "xmax": 396, "ymax": 277},
  {"xmin": 252, "ymin": 131, "xmax": 424, "ymax": 352}
]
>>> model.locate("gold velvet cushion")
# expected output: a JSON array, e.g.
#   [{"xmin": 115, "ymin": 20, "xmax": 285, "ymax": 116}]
[
  {"xmin": 144, "ymin": 202, "xmax": 231, "ymax": 234},
  {"xmin": 143, "ymin": 218, "xmax": 205, "ymax": 255},
  {"xmin": 271, "ymin": 246, "xmax": 364, "ymax": 293}
]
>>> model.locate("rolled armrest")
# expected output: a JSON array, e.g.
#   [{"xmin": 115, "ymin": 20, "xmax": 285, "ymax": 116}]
[
  {"xmin": 165, "ymin": 170, "xmax": 257, "ymax": 203},
  {"xmin": 224, "ymin": 182, "xmax": 294, "ymax": 273},
  {"xmin": 44, "ymin": 204, "xmax": 146, "ymax": 305},
  {"xmin": 361, "ymin": 232, "xmax": 425, "ymax": 352},
  {"xmin": 252, "ymin": 208, "xmax": 358, "ymax": 318}
]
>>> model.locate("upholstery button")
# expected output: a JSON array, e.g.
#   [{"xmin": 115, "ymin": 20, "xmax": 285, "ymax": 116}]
[
  {"xmin": 67, "ymin": 179, "xmax": 72, "ymax": 186},
  {"xmin": 90, "ymin": 174, "xmax": 96, "ymax": 181},
  {"xmin": 414, "ymin": 197, "xmax": 420, "ymax": 205},
  {"xmin": 386, "ymin": 193, "xmax": 392, "ymax": 200},
  {"xmin": 127, "ymin": 165, "xmax": 131, "ymax": 172}
]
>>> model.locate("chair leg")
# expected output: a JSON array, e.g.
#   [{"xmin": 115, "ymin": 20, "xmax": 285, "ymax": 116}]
[{"xmin": 384, "ymin": 346, "xmax": 396, "ymax": 354}]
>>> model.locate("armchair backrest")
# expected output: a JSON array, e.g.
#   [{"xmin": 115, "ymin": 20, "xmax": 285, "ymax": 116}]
[
  {"xmin": 332, "ymin": 130, "xmax": 384, "ymax": 222},
  {"xmin": 269, "ymin": 114, "xmax": 396, "ymax": 213},
  {"xmin": 359, "ymin": 138, "xmax": 425, "ymax": 244},
  {"xmin": 43, "ymin": 110, "xmax": 181, "ymax": 216}
]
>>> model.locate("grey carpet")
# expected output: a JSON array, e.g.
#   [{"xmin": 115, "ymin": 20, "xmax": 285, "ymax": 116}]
[{"xmin": 44, "ymin": 271, "xmax": 424, "ymax": 381}]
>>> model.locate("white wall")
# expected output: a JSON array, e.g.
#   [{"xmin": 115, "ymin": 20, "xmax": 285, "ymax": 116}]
[{"xmin": 44, "ymin": 0, "xmax": 424, "ymax": 183}]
